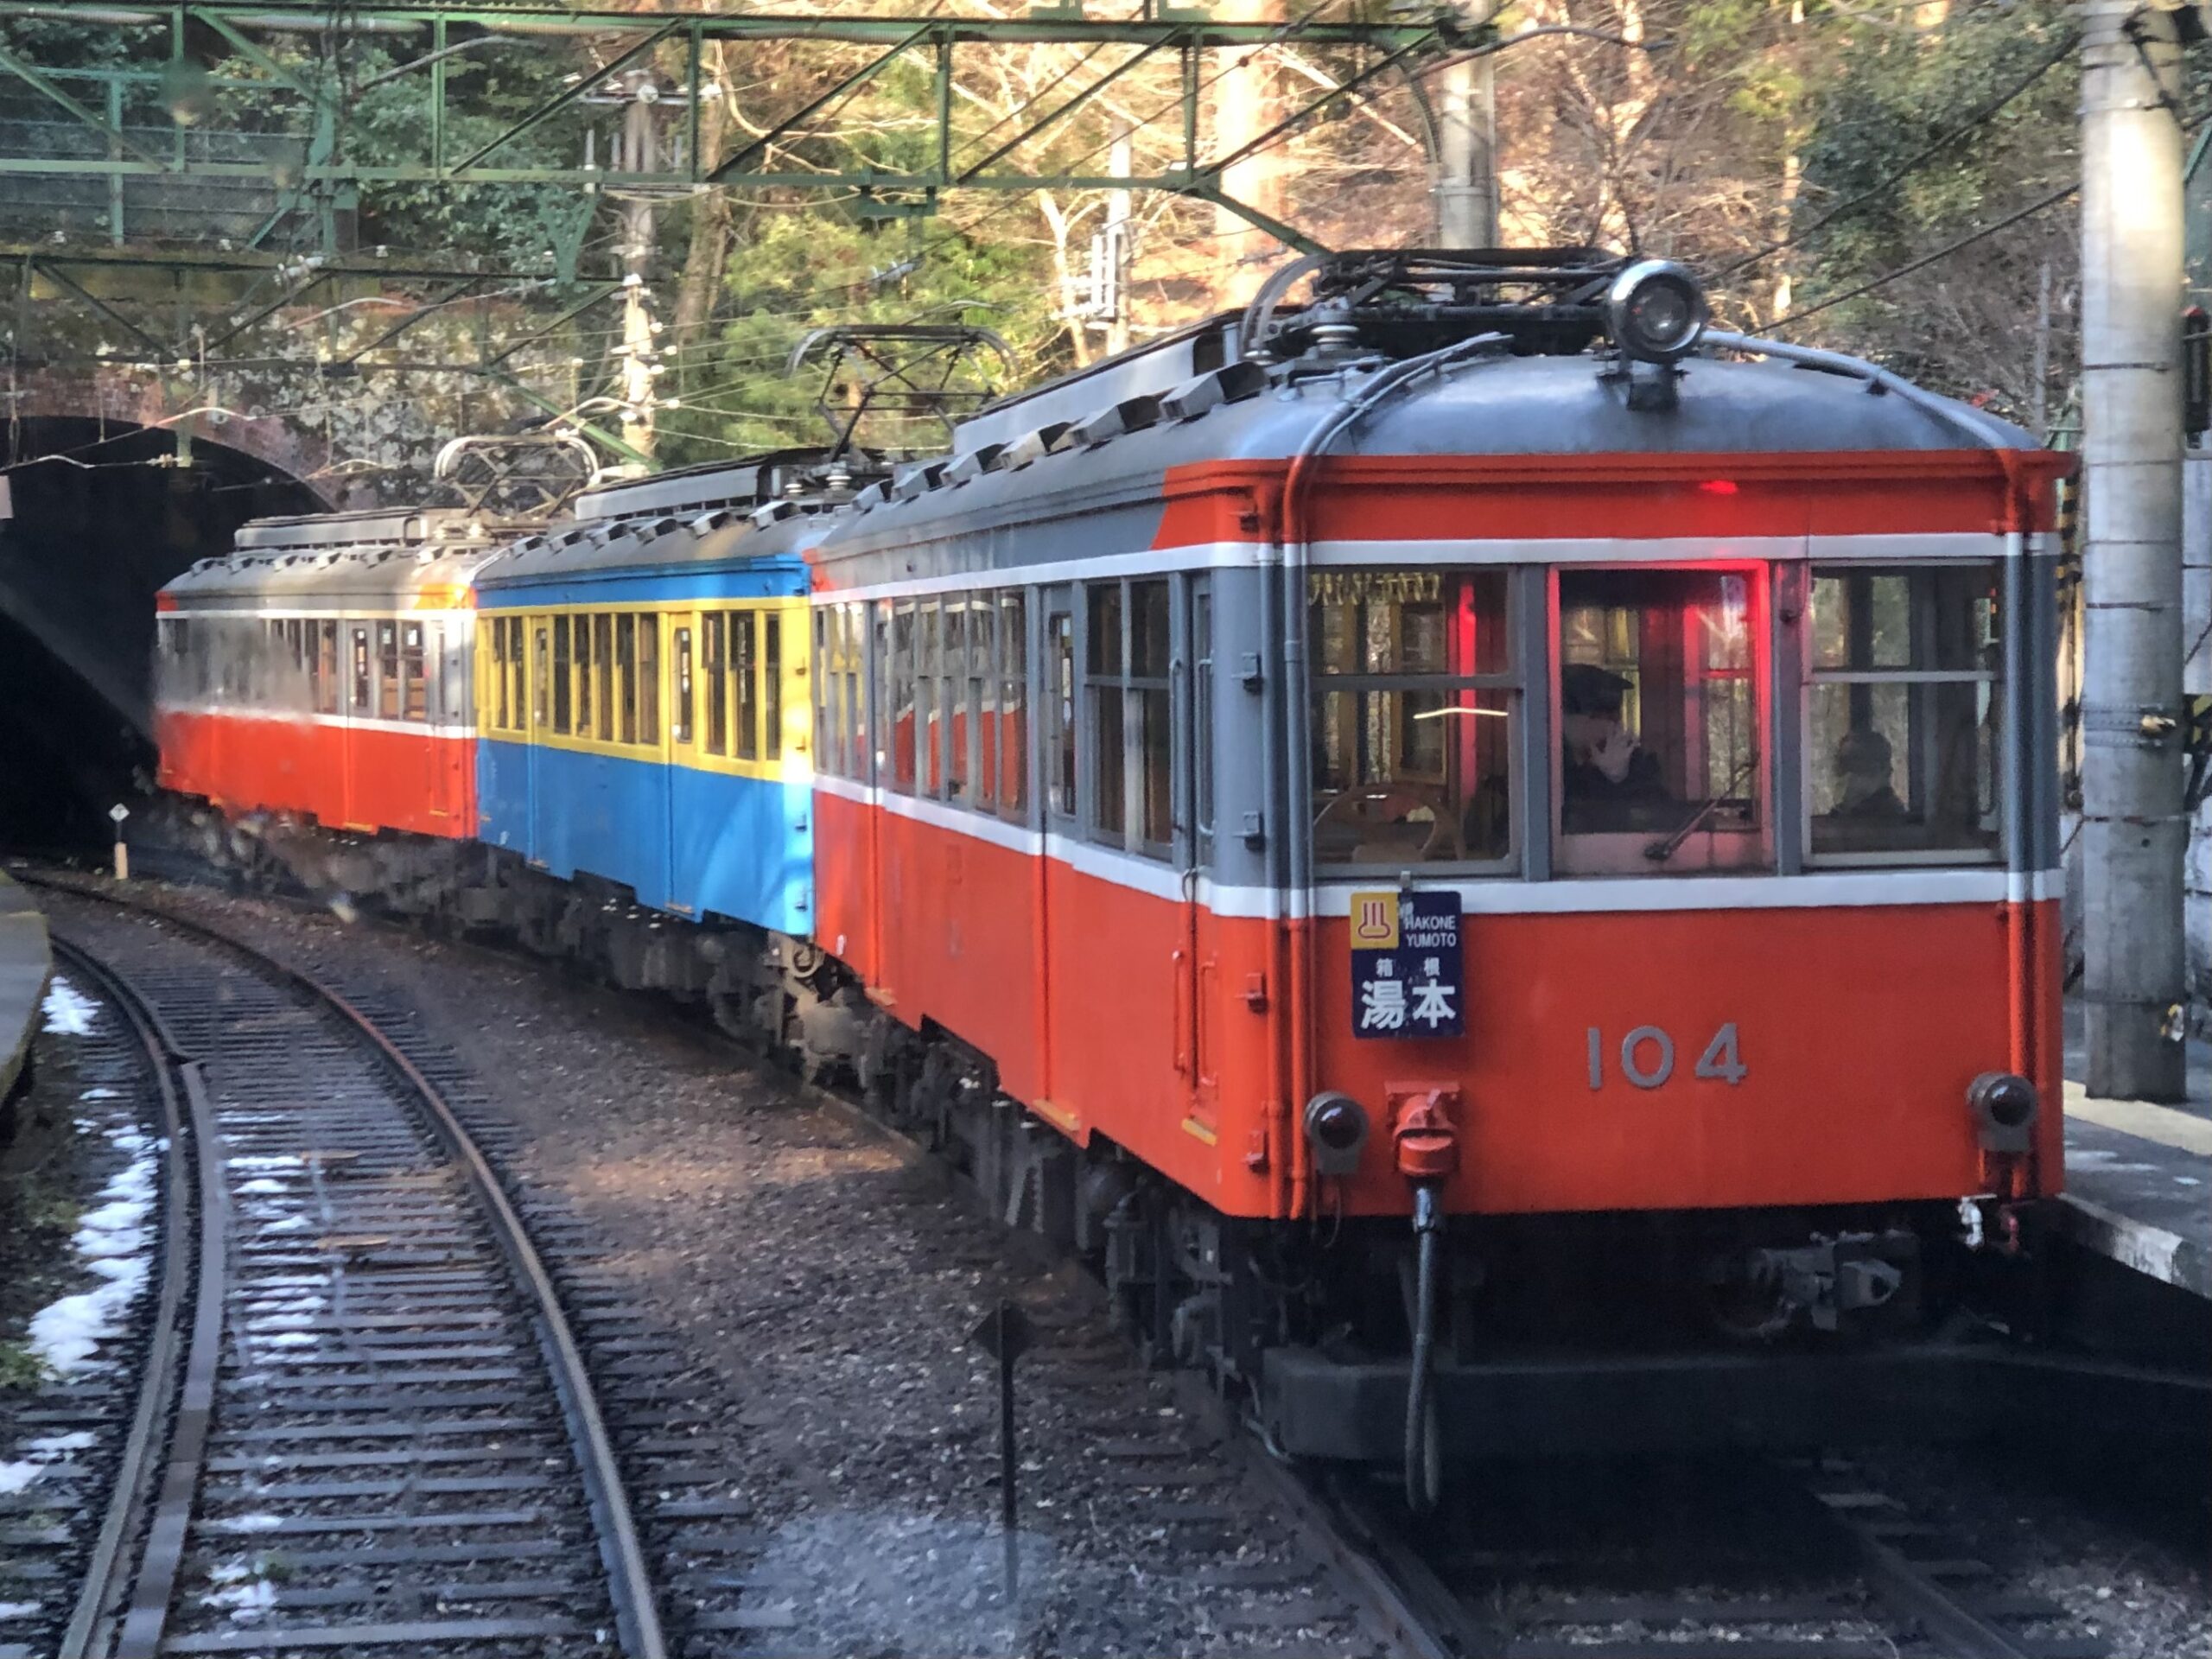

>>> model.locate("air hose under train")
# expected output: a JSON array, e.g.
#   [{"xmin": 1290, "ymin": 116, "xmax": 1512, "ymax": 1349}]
[{"xmin": 1405, "ymin": 1182, "xmax": 1444, "ymax": 1512}]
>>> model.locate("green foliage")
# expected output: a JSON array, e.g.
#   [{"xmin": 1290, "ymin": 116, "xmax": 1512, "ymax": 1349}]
[
  {"xmin": 0, "ymin": 1341, "xmax": 50, "ymax": 1392},
  {"xmin": 658, "ymin": 207, "xmax": 1068, "ymax": 467}
]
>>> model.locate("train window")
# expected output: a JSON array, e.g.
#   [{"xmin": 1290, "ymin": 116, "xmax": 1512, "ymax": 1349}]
[
  {"xmin": 971, "ymin": 597, "xmax": 996, "ymax": 810},
  {"xmin": 318, "ymin": 622, "xmax": 338, "ymax": 716},
  {"xmin": 890, "ymin": 603, "xmax": 916, "ymax": 794},
  {"xmin": 847, "ymin": 605, "xmax": 868, "ymax": 784},
  {"xmin": 549, "ymin": 617, "xmax": 571, "ymax": 734},
  {"xmin": 918, "ymin": 601, "xmax": 943, "ymax": 797},
  {"xmin": 1310, "ymin": 569, "xmax": 1516, "ymax": 869},
  {"xmin": 486, "ymin": 620, "xmax": 501, "ymax": 730},
  {"xmin": 616, "ymin": 613, "xmax": 637, "ymax": 744},
  {"xmin": 763, "ymin": 613, "xmax": 781, "ymax": 763},
  {"xmin": 639, "ymin": 613, "xmax": 660, "ymax": 747},
  {"xmin": 813, "ymin": 608, "xmax": 835, "ymax": 776},
  {"xmin": 592, "ymin": 615, "xmax": 613, "ymax": 741},
  {"xmin": 734, "ymin": 611, "xmax": 759, "ymax": 760},
  {"xmin": 1088, "ymin": 585, "xmax": 1125, "ymax": 842},
  {"xmin": 1085, "ymin": 578, "xmax": 1172, "ymax": 856},
  {"xmin": 1046, "ymin": 605, "xmax": 1076, "ymax": 819},
  {"xmin": 705, "ymin": 613, "xmax": 728, "ymax": 756},
  {"xmin": 403, "ymin": 622, "xmax": 429, "ymax": 721},
  {"xmin": 531, "ymin": 624, "xmax": 550, "ymax": 732},
  {"xmin": 353, "ymin": 626, "xmax": 372, "ymax": 715},
  {"xmin": 1194, "ymin": 582, "xmax": 1214, "ymax": 867},
  {"xmin": 376, "ymin": 621, "xmax": 399, "ymax": 721},
  {"xmin": 999, "ymin": 593, "xmax": 1027, "ymax": 817},
  {"xmin": 943, "ymin": 600, "xmax": 969, "ymax": 802},
  {"xmin": 1555, "ymin": 568, "xmax": 1765, "ymax": 874},
  {"xmin": 575, "ymin": 612, "xmax": 594, "ymax": 738},
  {"xmin": 674, "ymin": 626, "xmax": 694, "ymax": 746},
  {"xmin": 1807, "ymin": 564, "xmax": 2001, "ymax": 861}
]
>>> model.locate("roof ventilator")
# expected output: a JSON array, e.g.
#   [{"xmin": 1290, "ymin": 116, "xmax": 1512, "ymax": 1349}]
[
  {"xmin": 892, "ymin": 461, "xmax": 949, "ymax": 501},
  {"xmin": 944, "ymin": 443, "xmax": 1006, "ymax": 485},
  {"xmin": 752, "ymin": 500, "xmax": 798, "ymax": 529},
  {"xmin": 1161, "ymin": 360, "xmax": 1268, "ymax": 421},
  {"xmin": 690, "ymin": 509, "xmax": 734, "ymax": 536},
  {"xmin": 1069, "ymin": 395, "xmax": 1161, "ymax": 448},
  {"xmin": 997, "ymin": 422, "xmax": 1073, "ymax": 472}
]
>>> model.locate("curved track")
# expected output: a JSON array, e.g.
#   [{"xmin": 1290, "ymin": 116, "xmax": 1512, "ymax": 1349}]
[{"xmin": 33, "ymin": 880, "xmax": 669, "ymax": 1658}]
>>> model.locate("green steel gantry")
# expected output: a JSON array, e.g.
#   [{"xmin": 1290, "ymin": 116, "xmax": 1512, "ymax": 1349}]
[{"xmin": 0, "ymin": 3, "xmax": 1468, "ymax": 254}]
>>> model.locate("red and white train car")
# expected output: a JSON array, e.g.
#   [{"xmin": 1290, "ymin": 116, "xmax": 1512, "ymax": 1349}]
[
  {"xmin": 156, "ymin": 509, "xmax": 501, "ymax": 839},
  {"xmin": 802, "ymin": 251, "xmax": 2068, "ymax": 1484}
]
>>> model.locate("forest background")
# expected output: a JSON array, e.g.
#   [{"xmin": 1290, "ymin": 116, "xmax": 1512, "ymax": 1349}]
[{"xmin": 3, "ymin": 0, "xmax": 2107, "ymax": 474}]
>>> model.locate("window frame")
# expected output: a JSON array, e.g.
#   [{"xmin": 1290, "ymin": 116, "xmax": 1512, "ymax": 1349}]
[
  {"xmin": 1084, "ymin": 575, "xmax": 1176, "ymax": 861},
  {"xmin": 1801, "ymin": 558, "xmax": 2005, "ymax": 869},
  {"xmin": 1309, "ymin": 565, "xmax": 1525, "ymax": 877},
  {"xmin": 997, "ymin": 590, "xmax": 1028, "ymax": 821},
  {"xmin": 1548, "ymin": 563, "xmax": 1770, "ymax": 879}
]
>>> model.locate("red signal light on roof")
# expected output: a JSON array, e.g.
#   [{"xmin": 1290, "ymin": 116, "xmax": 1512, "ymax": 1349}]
[{"xmin": 1698, "ymin": 480, "xmax": 1739, "ymax": 496}]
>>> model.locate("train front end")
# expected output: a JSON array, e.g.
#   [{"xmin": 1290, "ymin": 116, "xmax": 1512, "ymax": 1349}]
[{"xmin": 1200, "ymin": 257, "xmax": 2069, "ymax": 1483}]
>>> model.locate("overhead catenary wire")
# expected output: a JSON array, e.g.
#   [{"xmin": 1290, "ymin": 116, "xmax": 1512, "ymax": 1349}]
[{"xmin": 1764, "ymin": 180, "xmax": 2078, "ymax": 333}]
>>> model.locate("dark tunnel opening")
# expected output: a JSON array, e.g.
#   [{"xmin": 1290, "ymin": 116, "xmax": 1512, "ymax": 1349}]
[{"xmin": 0, "ymin": 417, "xmax": 322, "ymax": 852}]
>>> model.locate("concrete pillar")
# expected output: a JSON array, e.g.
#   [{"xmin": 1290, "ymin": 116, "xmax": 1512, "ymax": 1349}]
[
  {"xmin": 2080, "ymin": 0, "xmax": 2190, "ymax": 1100},
  {"xmin": 1433, "ymin": 45, "xmax": 1497, "ymax": 250}
]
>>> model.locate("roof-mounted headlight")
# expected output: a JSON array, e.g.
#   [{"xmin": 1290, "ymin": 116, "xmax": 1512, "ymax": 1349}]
[{"xmin": 1605, "ymin": 260, "xmax": 1707, "ymax": 365}]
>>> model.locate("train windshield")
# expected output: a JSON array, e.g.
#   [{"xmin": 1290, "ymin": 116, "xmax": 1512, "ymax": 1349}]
[
  {"xmin": 1554, "ymin": 568, "xmax": 1765, "ymax": 874},
  {"xmin": 1307, "ymin": 569, "xmax": 1516, "ymax": 869},
  {"xmin": 1807, "ymin": 564, "xmax": 2001, "ymax": 861}
]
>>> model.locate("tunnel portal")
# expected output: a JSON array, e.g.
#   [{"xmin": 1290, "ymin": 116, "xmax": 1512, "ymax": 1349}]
[{"xmin": 0, "ymin": 417, "xmax": 322, "ymax": 851}]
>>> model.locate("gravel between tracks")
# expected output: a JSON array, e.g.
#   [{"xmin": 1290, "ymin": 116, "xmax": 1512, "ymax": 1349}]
[{"xmin": 127, "ymin": 884, "xmax": 1378, "ymax": 1659}]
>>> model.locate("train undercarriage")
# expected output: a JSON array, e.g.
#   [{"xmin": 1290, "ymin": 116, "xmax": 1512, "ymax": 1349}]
[{"xmin": 160, "ymin": 804, "xmax": 2104, "ymax": 1484}]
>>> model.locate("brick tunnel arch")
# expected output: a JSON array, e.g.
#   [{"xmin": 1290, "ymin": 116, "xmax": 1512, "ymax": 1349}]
[{"xmin": 0, "ymin": 416, "xmax": 326, "ymax": 851}]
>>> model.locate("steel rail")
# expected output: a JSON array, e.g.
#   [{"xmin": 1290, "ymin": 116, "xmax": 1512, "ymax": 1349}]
[
  {"xmin": 1811, "ymin": 1483, "xmax": 2041, "ymax": 1659},
  {"xmin": 43, "ymin": 936, "xmax": 216, "ymax": 1659},
  {"xmin": 22, "ymin": 875, "xmax": 671, "ymax": 1659}
]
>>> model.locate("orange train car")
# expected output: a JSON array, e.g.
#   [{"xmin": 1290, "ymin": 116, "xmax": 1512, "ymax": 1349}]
[
  {"xmin": 156, "ymin": 510, "xmax": 505, "ymax": 841},
  {"xmin": 801, "ymin": 251, "xmax": 2068, "ymax": 1495}
]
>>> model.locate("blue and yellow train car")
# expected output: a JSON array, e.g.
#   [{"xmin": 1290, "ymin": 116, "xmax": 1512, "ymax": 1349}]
[{"xmin": 474, "ymin": 461, "xmax": 830, "ymax": 935}]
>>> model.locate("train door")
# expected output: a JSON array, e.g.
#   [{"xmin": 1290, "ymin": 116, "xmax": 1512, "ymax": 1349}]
[
  {"xmin": 345, "ymin": 620, "xmax": 372, "ymax": 830},
  {"xmin": 1180, "ymin": 574, "xmax": 1217, "ymax": 1137}
]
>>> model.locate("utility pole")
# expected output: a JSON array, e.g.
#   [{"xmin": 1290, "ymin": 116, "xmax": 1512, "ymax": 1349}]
[
  {"xmin": 2080, "ymin": 0, "xmax": 2190, "ymax": 1102},
  {"xmin": 613, "ymin": 71, "xmax": 664, "ymax": 461},
  {"xmin": 1433, "ymin": 5, "xmax": 1497, "ymax": 249},
  {"xmin": 1103, "ymin": 129, "xmax": 1133, "ymax": 359}
]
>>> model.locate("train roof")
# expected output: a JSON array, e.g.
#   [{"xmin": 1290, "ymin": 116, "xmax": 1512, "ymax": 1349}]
[
  {"xmin": 476, "ymin": 496, "xmax": 835, "ymax": 589},
  {"xmin": 162, "ymin": 506, "xmax": 518, "ymax": 606},
  {"xmin": 813, "ymin": 343, "xmax": 2034, "ymax": 572},
  {"xmin": 570, "ymin": 447, "xmax": 874, "ymax": 525}
]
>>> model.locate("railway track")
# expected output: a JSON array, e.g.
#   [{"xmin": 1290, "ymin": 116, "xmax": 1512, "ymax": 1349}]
[
  {"xmin": 22, "ymin": 882, "xmax": 677, "ymax": 1657},
  {"xmin": 8, "ymin": 867, "xmax": 2149, "ymax": 1659},
  {"xmin": 1298, "ymin": 1452, "xmax": 2113, "ymax": 1659}
]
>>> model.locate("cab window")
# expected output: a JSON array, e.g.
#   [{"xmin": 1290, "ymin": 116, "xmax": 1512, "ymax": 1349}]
[
  {"xmin": 1554, "ymin": 568, "xmax": 1764, "ymax": 874},
  {"xmin": 1807, "ymin": 564, "xmax": 2000, "ymax": 861},
  {"xmin": 1309, "ymin": 569, "xmax": 1515, "ymax": 868}
]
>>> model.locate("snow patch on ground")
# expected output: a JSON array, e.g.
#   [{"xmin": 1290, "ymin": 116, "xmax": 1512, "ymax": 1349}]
[
  {"xmin": 204, "ymin": 1580, "xmax": 277, "ymax": 1619},
  {"xmin": 0, "ymin": 1462, "xmax": 44, "ymax": 1495},
  {"xmin": 27, "ymin": 1119, "xmax": 157, "ymax": 1374},
  {"xmin": 41, "ymin": 976, "xmax": 99, "ymax": 1035},
  {"xmin": 25, "ymin": 1431, "xmax": 95, "ymax": 1455},
  {"xmin": 0, "ymin": 1601, "xmax": 42, "ymax": 1620},
  {"xmin": 236, "ymin": 1179, "xmax": 289, "ymax": 1195}
]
